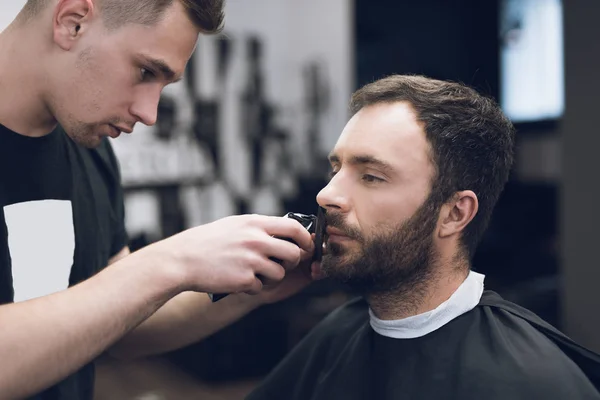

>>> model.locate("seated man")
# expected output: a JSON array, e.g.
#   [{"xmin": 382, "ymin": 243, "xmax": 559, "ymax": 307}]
[{"xmin": 247, "ymin": 75, "xmax": 600, "ymax": 400}]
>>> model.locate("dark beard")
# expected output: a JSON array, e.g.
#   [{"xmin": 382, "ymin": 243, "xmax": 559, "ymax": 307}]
[{"xmin": 321, "ymin": 195, "xmax": 441, "ymax": 301}]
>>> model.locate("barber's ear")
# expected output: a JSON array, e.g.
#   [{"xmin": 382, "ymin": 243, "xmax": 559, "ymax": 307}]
[
  {"xmin": 438, "ymin": 190, "xmax": 478, "ymax": 239},
  {"xmin": 53, "ymin": 0, "xmax": 94, "ymax": 51}
]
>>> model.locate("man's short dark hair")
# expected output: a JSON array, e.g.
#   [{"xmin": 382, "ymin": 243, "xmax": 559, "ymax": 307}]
[
  {"xmin": 350, "ymin": 74, "xmax": 516, "ymax": 258},
  {"xmin": 22, "ymin": 0, "xmax": 225, "ymax": 33}
]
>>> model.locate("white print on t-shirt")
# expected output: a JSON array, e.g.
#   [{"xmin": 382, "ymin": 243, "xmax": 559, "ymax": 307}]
[{"xmin": 4, "ymin": 200, "xmax": 74, "ymax": 302}]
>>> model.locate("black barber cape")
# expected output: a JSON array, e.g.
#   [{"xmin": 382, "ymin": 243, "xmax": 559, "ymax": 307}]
[
  {"xmin": 247, "ymin": 291, "xmax": 600, "ymax": 400},
  {"xmin": 0, "ymin": 123, "xmax": 128, "ymax": 399}
]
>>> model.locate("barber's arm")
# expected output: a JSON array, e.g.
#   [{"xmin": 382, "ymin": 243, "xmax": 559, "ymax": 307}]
[
  {"xmin": 108, "ymin": 243, "xmax": 318, "ymax": 360},
  {"xmin": 0, "ymin": 245, "xmax": 180, "ymax": 399},
  {"xmin": 0, "ymin": 215, "xmax": 312, "ymax": 399}
]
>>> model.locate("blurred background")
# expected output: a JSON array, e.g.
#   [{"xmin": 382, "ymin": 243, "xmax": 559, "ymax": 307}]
[{"xmin": 3, "ymin": 0, "xmax": 600, "ymax": 398}]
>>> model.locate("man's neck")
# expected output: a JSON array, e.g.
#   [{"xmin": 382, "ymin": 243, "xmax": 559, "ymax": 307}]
[
  {"xmin": 367, "ymin": 260, "xmax": 470, "ymax": 321},
  {"xmin": 0, "ymin": 22, "xmax": 57, "ymax": 137}
]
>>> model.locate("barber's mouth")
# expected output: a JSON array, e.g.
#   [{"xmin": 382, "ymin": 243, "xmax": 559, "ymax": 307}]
[
  {"xmin": 109, "ymin": 124, "xmax": 134, "ymax": 137},
  {"xmin": 108, "ymin": 125, "xmax": 121, "ymax": 138}
]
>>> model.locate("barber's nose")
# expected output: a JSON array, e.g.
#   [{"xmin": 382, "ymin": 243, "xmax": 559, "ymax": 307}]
[
  {"xmin": 130, "ymin": 91, "xmax": 160, "ymax": 127},
  {"xmin": 317, "ymin": 175, "xmax": 350, "ymax": 213}
]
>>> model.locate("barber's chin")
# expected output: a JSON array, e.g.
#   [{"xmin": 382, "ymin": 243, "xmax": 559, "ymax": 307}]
[{"xmin": 72, "ymin": 134, "xmax": 103, "ymax": 149}]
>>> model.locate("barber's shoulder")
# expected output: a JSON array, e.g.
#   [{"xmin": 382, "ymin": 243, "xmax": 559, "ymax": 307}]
[
  {"xmin": 94, "ymin": 137, "xmax": 119, "ymax": 167},
  {"xmin": 53, "ymin": 126, "xmax": 119, "ymax": 173},
  {"xmin": 85, "ymin": 138, "xmax": 123, "ymax": 185},
  {"xmin": 59, "ymin": 131, "xmax": 122, "ymax": 190}
]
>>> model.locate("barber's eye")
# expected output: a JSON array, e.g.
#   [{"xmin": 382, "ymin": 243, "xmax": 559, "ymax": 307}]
[
  {"xmin": 328, "ymin": 170, "xmax": 338, "ymax": 179},
  {"xmin": 140, "ymin": 68, "xmax": 156, "ymax": 82}
]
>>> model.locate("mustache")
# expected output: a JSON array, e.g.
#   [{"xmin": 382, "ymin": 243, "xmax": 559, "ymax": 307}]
[{"xmin": 325, "ymin": 212, "xmax": 362, "ymax": 240}]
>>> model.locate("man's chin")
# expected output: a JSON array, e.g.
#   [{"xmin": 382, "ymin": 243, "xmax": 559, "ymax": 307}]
[
  {"xmin": 326, "ymin": 239, "xmax": 359, "ymax": 255},
  {"xmin": 320, "ymin": 254, "xmax": 359, "ymax": 279},
  {"xmin": 319, "ymin": 264, "xmax": 374, "ymax": 295}
]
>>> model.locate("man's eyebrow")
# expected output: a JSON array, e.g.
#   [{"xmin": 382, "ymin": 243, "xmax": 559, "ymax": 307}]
[
  {"xmin": 328, "ymin": 153, "xmax": 395, "ymax": 174},
  {"xmin": 140, "ymin": 56, "xmax": 182, "ymax": 83}
]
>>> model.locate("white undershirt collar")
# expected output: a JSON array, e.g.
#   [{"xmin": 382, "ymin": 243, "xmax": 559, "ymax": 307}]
[{"xmin": 369, "ymin": 271, "xmax": 485, "ymax": 339}]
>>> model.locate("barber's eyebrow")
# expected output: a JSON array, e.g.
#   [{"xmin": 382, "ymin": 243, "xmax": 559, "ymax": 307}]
[
  {"xmin": 140, "ymin": 55, "xmax": 182, "ymax": 83},
  {"xmin": 328, "ymin": 153, "xmax": 395, "ymax": 175}
]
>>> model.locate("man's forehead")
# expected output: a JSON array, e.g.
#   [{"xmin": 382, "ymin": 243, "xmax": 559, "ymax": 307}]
[
  {"xmin": 335, "ymin": 117, "xmax": 422, "ymax": 153},
  {"xmin": 331, "ymin": 103, "xmax": 431, "ymax": 170}
]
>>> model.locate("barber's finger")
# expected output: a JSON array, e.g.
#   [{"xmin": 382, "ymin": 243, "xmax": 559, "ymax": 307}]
[
  {"xmin": 299, "ymin": 248, "xmax": 313, "ymax": 263},
  {"xmin": 266, "ymin": 236, "xmax": 305, "ymax": 270},
  {"xmin": 299, "ymin": 233, "xmax": 317, "ymax": 262},
  {"xmin": 254, "ymin": 256, "xmax": 287, "ymax": 283},
  {"xmin": 259, "ymin": 216, "xmax": 315, "ymax": 253},
  {"xmin": 244, "ymin": 276, "xmax": 264, "ymax": 295}
]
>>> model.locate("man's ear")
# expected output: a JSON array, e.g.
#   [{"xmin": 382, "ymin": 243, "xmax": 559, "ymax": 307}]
[
  {"xmin": 438, "ymin": 190, "xmax": 478, "ymax": 239},
  {"xmin": 53, "ymin": 0, "xmax": 95, "ymax": 51}
]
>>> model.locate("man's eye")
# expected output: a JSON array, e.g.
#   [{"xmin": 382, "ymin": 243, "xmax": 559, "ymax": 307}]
[
  {"xmin": 328, "ymin": 170, "xmax": 338, "ymax": 179},
  {"xmin": 362, "ymin": 174, "xmax": 384, "ymax": 183},
  {"xmin": 140, "ymin": 68, "xmax": 156, "ymax": 81}
]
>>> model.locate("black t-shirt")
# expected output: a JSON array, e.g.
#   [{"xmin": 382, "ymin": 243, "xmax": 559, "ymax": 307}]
[
  {"xmin": 0, "ymin": 124, "xmax": 128, "ymax": 399},
  {"xmin": 247, "ymin": 291, "xmax": 600, "ymax": 400}
]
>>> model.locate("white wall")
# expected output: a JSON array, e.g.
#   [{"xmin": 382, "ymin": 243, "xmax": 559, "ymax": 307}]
[{"xmin": 0, "ymin": 2, "xmax": 27, "ymax": 31}]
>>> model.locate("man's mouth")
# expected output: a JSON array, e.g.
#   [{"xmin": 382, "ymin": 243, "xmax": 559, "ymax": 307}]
[{"xmin": 326, "ymin": 226, "xmax": 352, "ymax": 243}]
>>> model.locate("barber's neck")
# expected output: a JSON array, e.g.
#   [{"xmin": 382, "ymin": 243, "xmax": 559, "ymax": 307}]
[
  {"xmin": 366, "ymin": 250, "xmax": 470, "ymax": 321},
  {"xmin": 0, "ymin": 18, "xmax": 58, "ymax": 137}
]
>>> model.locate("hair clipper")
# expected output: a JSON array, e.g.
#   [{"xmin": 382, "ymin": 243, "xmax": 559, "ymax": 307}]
[{"xmin": 208, "ymin": 208, "xmax": 326, "ymax": 302}]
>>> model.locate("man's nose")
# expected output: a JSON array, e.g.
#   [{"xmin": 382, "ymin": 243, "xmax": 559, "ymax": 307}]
[{"xmin": 316, "ymin": 173, "xmax": 350, "ymax": 213}]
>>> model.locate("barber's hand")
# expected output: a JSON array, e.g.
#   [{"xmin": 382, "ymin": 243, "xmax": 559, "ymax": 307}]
[
  {"xmin": 150, "ymin": 214, "xmax": 315, "ymax": 295},
  {"xmin": 249, "ymin": 235, "xmax": 326, "ymax": 305}
]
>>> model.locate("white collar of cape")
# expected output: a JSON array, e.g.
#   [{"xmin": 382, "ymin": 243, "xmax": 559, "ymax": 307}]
[{"xmin": 369, "ymin": 271, "xmax": 485, "ymax": 339}]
